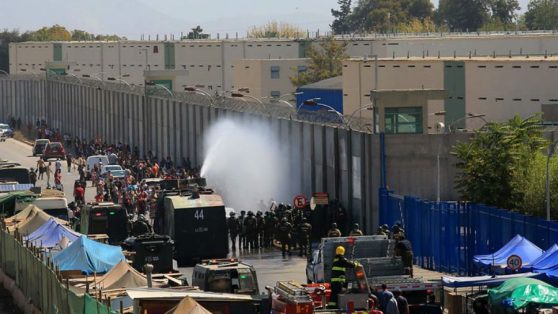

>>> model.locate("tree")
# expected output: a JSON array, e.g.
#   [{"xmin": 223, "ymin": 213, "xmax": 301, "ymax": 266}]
[
  {"xmin": 247, "ymin": 21, "xmax": 304, "ymax": 38},
  {"xmin": 331, "ymin": 0, "xmax": 353, "ymax": 34},
  {"xmin": 185, "ymin": 26, "xmax": 209, "ymax": 40},
  {"xmin": 524, "ymin": 0, "xmax": 558, "ymax": 30},
  {"xmin": 27, "ymin": 24, "xmax": 71, "ymax": 41},
  {"xmin": 71, "ymin": 29, "xmax": 95, "ymax": 41},
  {"xmin": 438, "ymin": 0, "xmax": 490, "ymax": 31},
  {"xmin": 337, "ymin": 0, "xmax": 434, "ymax": 33},
  {"xmin": 452, "ymin": 115, "xmax": 547, "ymax": 211},
  {"xmin": 395, "ymin": 17, "xmax": 437, "ymax": 32},
  {"xmin": 0, "ymin": 29, "xmax": 29, "ymax": 73},
  {"xmin": 403, "ymin": 0, "xmax": 435, "ymax": 20},
  {"xmin": 290, "ymin": 37, "xmax": 348, "ymax": 87},
  {"xmin": 517, "ymin": 152, "xmax": 558, "ymax": 218},
  {"xmin": 489, "ymin": 0, "xmax": 520, "ymax": 24}
]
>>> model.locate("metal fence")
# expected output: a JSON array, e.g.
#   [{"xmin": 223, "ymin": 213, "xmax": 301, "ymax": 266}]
[
  {"xmin": 0, "ymin": 226, "xmax": 116, "ymax": 313},
  {"xmin": 379, "ymin": 188, "xmax": 558, "ymax": 276}
]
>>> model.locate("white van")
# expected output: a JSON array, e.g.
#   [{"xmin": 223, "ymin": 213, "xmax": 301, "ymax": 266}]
[
  {"xmin": 86, "ymin": 155, "xmax": 109, "ymax": 179},
  {"xmin": 32, "ymin": 197, "xmax": 70, "ymax": 220}
]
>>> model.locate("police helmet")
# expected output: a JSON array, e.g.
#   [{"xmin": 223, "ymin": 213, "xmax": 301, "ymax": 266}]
[
  {"xmin": 353, "ymin": 223, "xmax": 360, "ymax": 229},
  {"xmin": 282, "ymin": 217, "xmax": 288, "ymax": 223},
  {"xmin": 247, "ymin": 211, "xmax": 254, "ymax": 216},
  {"xmin": 331, "ymin": 223, "xmax": 338, "ymax": 229},
  {"xmin": 229, "ymin": 212, "xmax": 236, "ymax": 216}
]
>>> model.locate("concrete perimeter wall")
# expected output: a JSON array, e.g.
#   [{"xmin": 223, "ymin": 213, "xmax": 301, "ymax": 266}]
[{"xmin": 0, "ymin": 76, "xmax": 465, "ymax": 233}]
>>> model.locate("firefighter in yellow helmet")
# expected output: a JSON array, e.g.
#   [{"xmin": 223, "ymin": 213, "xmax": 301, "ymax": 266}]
[{"xmin": 328, "ymin": 245, "xmax": 358, "ymax": 309}]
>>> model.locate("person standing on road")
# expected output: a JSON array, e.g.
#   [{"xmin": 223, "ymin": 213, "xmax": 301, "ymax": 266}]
[
  {"xmin": 244, "ymin": 211, "xmax": 258, "ymax": 250},
  {"xmin": 36, "ymin": 159, "xmax": 45, "ymax": 180},
  {"xmin": 54, "ymin": 168, "xmax": 62, "ymax": 191},
  {"xmin": 298, "ymin": 218, "xmax": 312, "ymax": 257},
  {"xmin": 55, "ymin": 158, "xmax": 62, "ymax": 172},
  {"xmin": 327, "ymin": 223, "xmax": 342, "ymax": 237},
  {"xmin": 385, "ymin": 294, "xmax": 399, "ymax": 314},
  {"xmin": 29, "ymin": 168, "xmax": 37, "ymax": 187},
  {"xmin": 379, "ymin": 284, "xmax": 395, "ymax": 312},
  {"xmin": 66, "ymin": 153, "xmax": 72, "ymax": 173},
  {"xmin": 238, "ymin": 211, "xmax": 246, "ymax": 250},
  {"xmin": 277, "ymin": 218, "xmax": 293, "ymax": 258},
  {"xmin": 394, "ymin": 290, "xmax": 409, "ymax": 314},
  {"xmin": 227, "ymin": 212, "xmax": 240, "ymax": 251},
  {"xmin": 45, "ymin": 162, "xmax": 52, "ymax": 188},
  {"xmin": 349, "ymin": 223, "xmax": 364, "ymax": 236}
]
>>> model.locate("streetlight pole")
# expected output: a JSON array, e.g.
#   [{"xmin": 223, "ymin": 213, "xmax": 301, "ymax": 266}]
[
  {"xmin": 229, "ymin": 91, "xmax": 264, "ymax": 105},
  {"xmin": 185, "ymin": 86, "xmax": 216, "ymax": 106},
  {"xmin": 546, "ymin": 140, "xmax": 558, "ymax": 221},
  {"xmin": 146, "ymin": 81, "xmax": 173, "ymax": 96},
  {"xmin": 448, "ymin": 113, "xmax": 487, "ymax": 133},
  {"xmin": 298, "ymin": 98, "xmax": 347, "ymax": 127},
  {"xmin": 348, "ymin": 104, "xmax": 374, "ymax": 129},
  {"xmin": 107, "ymin": 77, "xmax": 132, "ymax": 89}
]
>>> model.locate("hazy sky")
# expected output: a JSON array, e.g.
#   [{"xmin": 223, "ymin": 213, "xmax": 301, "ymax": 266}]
[{"xmin": 0, "ymin": 0, "xmax": 531, "ymax": 39}]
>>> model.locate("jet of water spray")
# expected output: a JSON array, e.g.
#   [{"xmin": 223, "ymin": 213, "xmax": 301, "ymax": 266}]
[{"xmin": 200, "ymin": 118, "xmax": 291, "ymax": 211}]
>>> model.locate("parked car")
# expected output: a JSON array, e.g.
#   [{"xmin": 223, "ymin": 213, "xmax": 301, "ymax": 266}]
[
  {"xmin": 100, "ymin": 165, "xmax": 123, "ymax": 178},
  {"xmin": 32, "ymin": 139, "xmax": 50, "ymax": 156},
  {"xmin": 0, "ymin": 123, "xmax": 13, "ymax": 138},
  {"xmin": 42, "ymin": 142, "xmax": 66, "ymax": 161}
]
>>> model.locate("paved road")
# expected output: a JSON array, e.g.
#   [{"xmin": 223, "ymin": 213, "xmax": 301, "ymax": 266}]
[
  {"xmin": 0, "ymin": 139, "xmax": 307, "ymax": 293},
  {"xmin": 0, "ymin": 138, "xmax": 96, "ymax": 201}
]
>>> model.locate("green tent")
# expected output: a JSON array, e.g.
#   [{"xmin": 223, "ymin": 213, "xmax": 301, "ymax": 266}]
[{"xmin": 489, "ymin": 277, "xmax": 558, "ymax": 310}]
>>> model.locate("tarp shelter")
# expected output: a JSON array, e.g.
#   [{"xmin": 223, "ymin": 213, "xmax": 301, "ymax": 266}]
[
  {"xmin": 473, "ymin": 235, "xmax": 543, "ymax": 267},
  {"xmin": 90, "ymin": 260, "xmax": 148, "ymax": 291},
  {"xmin": 489, "ymin": 277, "xmax": 558, "ymax": 309},
  {"xmin": 6, "ymin": 205, "xmax": 68, "ymax": 236},
  {"xmin": 24, "ymin": 217, "xmax": 80, "ymax": 248},
  {"xmin": 442, "ymin": 272, "xmax": 546, "ymax": 288},
  {"xmin": 53, "ymin": 235, "xmax": 125, "ymax": 274},
  {"xmin": 525, "ymin": 244, "xmax": 558, "ymax": 271},
  {"xmin": 164, "ymin": 296, "xmax": 212, "ymax": 314}
]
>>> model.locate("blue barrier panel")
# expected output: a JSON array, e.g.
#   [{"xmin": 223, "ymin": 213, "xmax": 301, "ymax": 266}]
[{"xmin": 379, "ymin": 189, "xmax": 558, "ymax": 275}]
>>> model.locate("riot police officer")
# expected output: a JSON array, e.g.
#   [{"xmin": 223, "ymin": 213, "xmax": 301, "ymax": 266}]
[
  {"xmin": 327, "ymin": 223, "xmax": 342, "ymax": 237},
  {"xmin": 238, "ymin": 211, "xmax": 246, "ymax": 249},
  {"xmin": 227, "ymin": 212, "xmax": 240, "ymax": 251},
  {"xmin": 244, "ymin": 211, "xmax": 258, "ymax": 250},
  {"xmin": 277, "ymin": 218, "xmax": 293, "ymax": 258},
  {"xmin": 264, "ymin": 212, "xmax": 277, "ymax": 248},
  {"xmin": 298, "ymin": 218, "xmax": 312, "ymax": 257},
  {"xmin": 349, "ymin": 223, "xmax": 364, "ymax": 236},
  {"xmin": 255, "ymin": 211, "xmax": 264, "ymax": 248}
]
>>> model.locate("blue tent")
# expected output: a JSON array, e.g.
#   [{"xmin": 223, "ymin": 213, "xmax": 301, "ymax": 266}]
[
  {"xmin": 525, "ymin": 245, "xmax": 558, "ymax": 271},
  {"xmin": 53, "ymin": 235, "xmax": 124, "ymax": 274},
  {"xmin": 24, "ymin": 218, "xmax": 80, "ymax": 248},
  {"xmin": 474, "ymin": 235, "xmax": 543, "ymax": 267}
]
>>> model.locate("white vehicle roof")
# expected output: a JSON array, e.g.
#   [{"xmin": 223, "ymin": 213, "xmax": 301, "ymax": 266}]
[{"xmin": 33, "ymin": 197, "xmax": 68, "ymax": 210}]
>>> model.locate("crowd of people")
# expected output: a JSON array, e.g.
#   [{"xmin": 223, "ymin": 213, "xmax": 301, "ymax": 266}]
[{"xmin": 31, "ymin": 121, "xmax": 201, "ymax": 224}]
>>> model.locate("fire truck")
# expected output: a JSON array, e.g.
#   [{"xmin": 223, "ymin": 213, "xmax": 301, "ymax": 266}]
[{"xmin": 305, "ymin": 236, "xmax": 441, "ymax": 308}]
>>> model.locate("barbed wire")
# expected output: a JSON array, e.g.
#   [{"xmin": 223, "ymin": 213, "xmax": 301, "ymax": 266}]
[{"xmin": 2, "ymin": 75, "xmax": 373, "ymax": 133}]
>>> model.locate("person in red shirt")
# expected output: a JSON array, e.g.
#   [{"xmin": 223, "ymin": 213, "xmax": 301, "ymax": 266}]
[
  {"xmin": 95, "ymin": 192, "xmax": 104, "ymax": 203},
  {"xmin": 74, "ymin": 184, "xmax": 85, "ymax": 204}
]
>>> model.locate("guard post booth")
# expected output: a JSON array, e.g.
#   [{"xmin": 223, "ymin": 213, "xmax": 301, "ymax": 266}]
[{"xmin": 370, "ymin": 89, "xmax": 447, "ymax": 134}]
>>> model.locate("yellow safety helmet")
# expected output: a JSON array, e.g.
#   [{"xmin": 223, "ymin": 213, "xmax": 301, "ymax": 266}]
[{"xmin": 336, "ymin": 246, "xmax": 345, "ymax": 255}]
